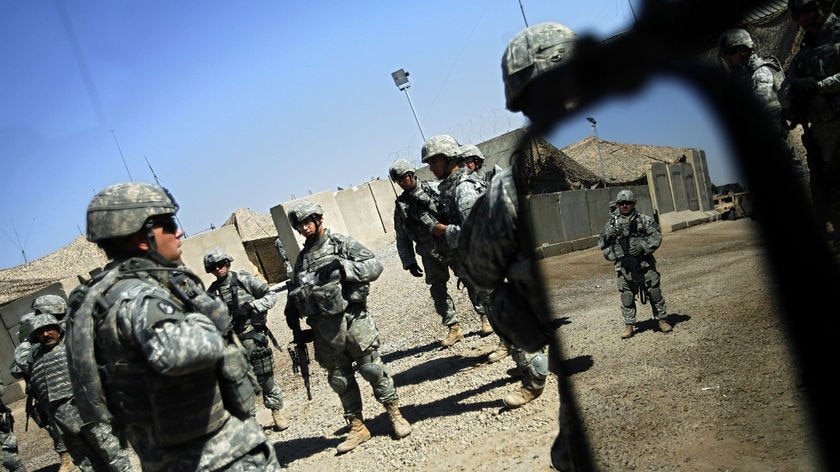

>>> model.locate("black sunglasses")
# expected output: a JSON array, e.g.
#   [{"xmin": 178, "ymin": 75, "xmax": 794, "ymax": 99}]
[{"xmin": 151, "ymin": 215, "xmax": 179, "ymax": 234}]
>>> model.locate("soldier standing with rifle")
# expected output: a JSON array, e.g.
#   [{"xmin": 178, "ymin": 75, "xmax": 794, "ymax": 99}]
[
  {"xmin": 598, "ymin": 190, "xmax": 672, "ymax": 339},
  {"xmin": 203, "ymin": 248, "xmax": 290, "ymax": 432},
  {"xmin": 779, "ymin": 0, "xmax": 840, "ymax": 252},
  {"xmin": 283, "ymin": 199, "xmax": 412, "ymax": 454}
]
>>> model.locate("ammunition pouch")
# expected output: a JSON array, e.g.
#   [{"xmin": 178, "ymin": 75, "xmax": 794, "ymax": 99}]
[
  {"xmin": 217, "ymin": 343, "xmax": 260, "ymax": 418},
  {"xmin": 289, "ymin": 279, "xmax": 348, "ymax": 317},
  {"xmin": 249, "ymin": 346, "xmax": 274, "ymax": 376}
]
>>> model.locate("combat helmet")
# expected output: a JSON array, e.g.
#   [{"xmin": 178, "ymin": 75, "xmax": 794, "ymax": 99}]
[
  {"xmin": 288, "ymin": 200, "xmax": 324, "ymax": 227},
  {"xmin": 616, "ymin": 189, "xmax": 636, "ymax": 204},
  {"xmin": 502, "ymin": 22, "xmax": 578, "ymax": 112},
  {"xmin": 457, "ymin": 144, "xmax": 485, "ymax": 166},
  {"xmin": 421, "ymin": 135, "xmax": 461, "ymax": 164},
  {"xmin": 718, "ymin": 29, "xmax": 754, "ymax": 56},
  {"xmin": 17, "ymin": 312, "xmax": 35, "ymax": 342},
  {"xmin": 29, "ymin": 313, "xmax": 62, "ymax": 343},
  {"xmin": 32, "ymin": 294, "xmax": 67, "ymax": 317},
  {"xmin": 389, "ymin": 159, "xmax": 416, "ymax": 181},
  {"xmin": 86, "ymin": 182, "xmax": 178, "ymax": 242},
  {"xmin": 203, "ymin": 248, "xmax": 233, "ymax": 273}
]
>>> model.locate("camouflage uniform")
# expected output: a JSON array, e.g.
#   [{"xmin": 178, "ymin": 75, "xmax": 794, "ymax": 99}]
[
  {"xmin": 392, "ymin": 168, "xmax": 460, "ymax": 329},
  {"xmin": 285, "ymin": 200, "xmax": 411, "ymax": 453},
  {"xmin": 206, "ymin": 259, "xmax": 287, "ymax": 428},
  {"xmin": 598, "ymin": 191, "xmax": 671, "ymax": 337},
  {"xmin": 27, "ymin": 314, "xmax": 133, "ymax": 472},
  {"xmin": 0, "ymin": 385, "xmax": 24, "ymax": 472},
  {"xmin": 65, "ymin": 182, "xmax": 281, "ymax": 472},
  {"xmin": 779, "ymin": 6, "xmax": 840, "ymax": 238}
]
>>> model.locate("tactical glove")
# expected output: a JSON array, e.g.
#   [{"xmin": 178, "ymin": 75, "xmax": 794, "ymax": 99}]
[
  {"xmin": 604, "ymin": 226, "xmax": 618, "ymax": 241},
  {"xmin": 790, "ymin": 77, "xmax": 819, "ymax": 98},
  {"xmin": 628, "ymin": 244, "xmax": 645, "ymax": 257},
  {"xmin": 315, "ymin": 259, "xmax": 343, "ymax": 283},
  {"xmin": 407, "ymin": 262, "xmax": 424, "ymax": 277}
]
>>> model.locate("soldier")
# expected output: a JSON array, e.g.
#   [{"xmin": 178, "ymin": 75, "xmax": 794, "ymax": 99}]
[
  {"xmin": 0, "ymin": 384, "xmax": 25, "ymax": 472},
  {"xmin": 9, "ymin": 297, "xmax": 76, "ymax": 472},
  {"xmin": 422, "ymin": 134, "xmax": 495, "ymax": 347},
  {"xmin": 204, "ymin": 248, "xmax": 290, "ymax": 432},
  {"xmin": 779, "ymin": 0, "xmax": 840, "ymax": 249},
  {"xmin": 389, "ymin": 159, "xmax": 464, "ymax": 343},
  {"xmin": 598, "ymin": 190, "xmax": 672, "ymax": 338},
  {"xmin": 64, "ymin": 182, "xmax": 281, "ymax": 471},
  {"xmin": 283, "ymin": 200, "xmax": 412, "ymax": 454},
  {"xmin": 718, "ymin": 28, "xmax": 810, "ymax": 192},
  {"xmin": 459, "ymin": 21, "xmax": 595, "ymax": 470},
  {"xmin": 27, "ymin": 313, "xmax": 133, "ymax": 471},
  {"xmin": 457, "ymin": 144, "xmax": 500, "ymax": 183}
]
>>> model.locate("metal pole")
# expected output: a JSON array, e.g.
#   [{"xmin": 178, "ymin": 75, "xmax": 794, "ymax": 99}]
[
  {"xmin": 403, "ymin": 88, "xmax": 426, "ymax": 142},
  {"xmin": 587, "ymin": 117, "xmax": 607, "ymax": 187}
]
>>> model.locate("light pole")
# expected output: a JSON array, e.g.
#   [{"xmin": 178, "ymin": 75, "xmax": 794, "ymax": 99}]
[
  {"xmin": 391, "ymin": 69, "xmax": 427, "ymax": 142},
  {"xmin": 586, "ymin": 117, "xmax": 607, "ymax": 188}
]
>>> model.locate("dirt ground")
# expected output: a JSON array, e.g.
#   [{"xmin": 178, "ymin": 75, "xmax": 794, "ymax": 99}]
[{"xmin": 10, "ymin": 218, "xmax": 827, "ymax": 471}]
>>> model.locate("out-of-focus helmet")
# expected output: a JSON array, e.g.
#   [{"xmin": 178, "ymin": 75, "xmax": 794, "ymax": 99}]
[
  {"xmin": 421, "ymin": 135, "xmax": 461, "ymax": 164},
  {"xmin": 17, "ymin": 312, "xmax": 35, "ymax": 342},
  {"xmin": 288, "ymin": 200, "xmax": 324, "ymax": 227},
  {"xmin": 502, "ymin": 22, "xmax": 578, "ymax": 112},
  {"xmin": 32, "ymin": 294, "xmax": 67, "ymax": 316},
  {"xmin": 718, "ymin": 29, "xmax": 754, "ymax": 56},
  {"xmin": 29, "ymin": 314, "xmax": 62, "ymax": 343},
  {"xmin": 457, "ymin": 144, "xmax": 485, "ymax": 164},
  {"xmin": 389, "ymin": 159, "xmax": 416, "ymax": 181},
  {"xmin": 86, "ymin": 182, "xmax": 178, "ymax": 242},
  {"xmin": 203, "ymin": 248, "xmax": 233, "ymax": 272},
  {"xmin": 616, "ymin": 190, "xmax": 636, "ymax": 203}
]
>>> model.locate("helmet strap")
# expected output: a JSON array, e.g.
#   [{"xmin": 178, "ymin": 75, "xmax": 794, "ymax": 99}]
[{"xmin": 142, "ymin": 218, "xmax": 179, "ymax": 267}]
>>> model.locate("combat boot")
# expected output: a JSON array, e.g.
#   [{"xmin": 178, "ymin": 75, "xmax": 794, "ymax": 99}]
[
  {"xmin": 336, "ymin": 414, "xmax": 371, "ymax": 454},
  {"xmin": 57, "ymin": 451, "xmax": 75, "ymax": 472},
  {"xmin": 621, "ymin": 324, "xmax": 635, "ymax": 339},
  {"xmin": 384, "ymin": 400, "xmax": 413, "ymax": 439},
  {"xmin": 441, "ymin": 323, "xmax": 464, "ymax": 347},
  {"xmin": 271, "ymin": 409, "xmax": 290, "ymax": 431},
  {"xmin": 487, "ymin": 339, "xmax": 510, "ymax": 363},
  {"xmin": 480, "ymin": 314, "xmax": 494, "ymax": 336},
  {"xmin": 658, "ymin": 319, "xmax": 672, "ymax": 333},
  {"xmin": 503, "ymin": 386, "xmax": 544, "ymax": 409}
]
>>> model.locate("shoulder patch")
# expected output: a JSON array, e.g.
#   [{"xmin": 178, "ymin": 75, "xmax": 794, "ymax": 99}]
[{"xmin": 144, "ymin": 294, "xmax": 186, "ymax": 327}]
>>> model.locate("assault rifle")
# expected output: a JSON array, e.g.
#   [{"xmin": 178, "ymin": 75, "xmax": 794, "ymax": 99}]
[
  {"xmin": 618, "ymin": 232, "xmax": 650, "ymax": 305},
  {"xmin": 287, "ymin": 329, "xmax": 314, "ymax": 401}
]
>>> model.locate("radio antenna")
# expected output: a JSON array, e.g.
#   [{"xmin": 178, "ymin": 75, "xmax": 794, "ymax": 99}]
[
  {"xmin": 111, "ymin": 129, "xmax": 133, "ymax": 181},
  {"xmin": 144, "ymin": 155, "xmax": 162, "ymax": 187}
]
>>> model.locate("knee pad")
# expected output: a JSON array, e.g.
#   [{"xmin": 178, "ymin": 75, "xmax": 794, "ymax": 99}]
[
  {"xmin": 328, "ymin": 370, "xmax": 351, "ymax": 394},
  {"xmin": 621, "ymin": 291, "xmax": 635, "ymax": 307},
  {"xmin": 358, "ymin": 361, "xmax": 385, "ymax": 383},
  {"xmin": 528, "ymin": 353, "xmax": 549, "ymax": 379}
]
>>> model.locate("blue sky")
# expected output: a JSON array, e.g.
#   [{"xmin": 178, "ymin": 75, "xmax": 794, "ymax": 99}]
[{"xmin": 0, "ymin": 0, "xmax": 741, "ymax": 269}]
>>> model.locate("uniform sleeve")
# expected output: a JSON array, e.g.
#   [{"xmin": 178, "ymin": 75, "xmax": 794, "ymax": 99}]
[
  {"xmin": 641, "ymin": 214, "xmax": 663, "ymax": 253},
  {"xmin": 128, "ymin": 289, "xmax": 227, "ymax": 376},
  {"xmin": 242, "ymin": 271, "xmax": 277, "ymax": 312},
  {"xmin": 394, "ymin": 205, "xmax": 418, "ymax": 269},
  {"xmin": 337, "ymin": 236, "xmax": 384, "ymax": 283}
]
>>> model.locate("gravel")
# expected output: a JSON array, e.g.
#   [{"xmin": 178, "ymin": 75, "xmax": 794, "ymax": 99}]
[{"xmin": 11, "ymin": 218, "xmax": 823, "ymax": 471}]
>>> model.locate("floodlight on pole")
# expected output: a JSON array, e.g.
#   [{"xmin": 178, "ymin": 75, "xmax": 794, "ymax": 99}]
[
  {"xmin": 586, "ymin": 117, "xmax": 607, "ymax": 188},
  {"xmin": 391, "ymin": 68, "xmax": 427, "ymax": 142}
]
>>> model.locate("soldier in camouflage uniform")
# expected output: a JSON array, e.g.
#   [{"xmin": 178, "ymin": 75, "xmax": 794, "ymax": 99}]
[
  {"xmin": 0, "ymin": 384, "xmax": 25, "ymax": 472},
  {"xmin": 64, "ymin": 182, "xmax": 281, "ymax": 472},
  {"xmin": 389, "ymin": 159, "xmax": 464, "ymax": 340},
  {"xmin": 204, "ymin": 248, "xmax": 290, "ymax": 432},
  {"xmin": 283, "ymin": 200, "xmax": 412, "ymax": 454},
  {"xmin": 28, "ymin": 313, "xmax": 133, "ymax": 471},
  {"xmin": 459, "ymin": 21, "xmax": 592, "ymax": 470},
  {"xmin": 422, "ymin": 134, "xmax": 495, "ymax": 346},
  {"xmin": 598, "ymin": 190, "xmax": 672, "ymax": 338},
  {"xmin": 779, "ymin": 0, "xmax": 840, "ymax": 248},
  {"xmin": 718, "ymin": 28, "xmax": 810, "ymax": 191},
  {"xmin": 10, "ymin": 297, "xmax": 76, "ymax": 472}
]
